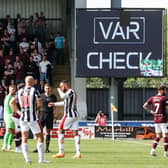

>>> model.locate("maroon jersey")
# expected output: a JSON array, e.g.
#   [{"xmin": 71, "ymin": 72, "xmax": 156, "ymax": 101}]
[{"xmin": 146, "ymin": 95, "xmax": 168, "ymax": 123}]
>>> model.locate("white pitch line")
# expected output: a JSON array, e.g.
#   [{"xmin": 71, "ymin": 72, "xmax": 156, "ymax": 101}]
[{"xmin": 120, "ymin": 139, "xmax": 162, "ymax": 148}]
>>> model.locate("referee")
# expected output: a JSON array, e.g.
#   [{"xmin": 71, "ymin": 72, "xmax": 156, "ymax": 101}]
[{"xmin": 39, "ymin": 84, "xmax": 57, "ymax": 153}]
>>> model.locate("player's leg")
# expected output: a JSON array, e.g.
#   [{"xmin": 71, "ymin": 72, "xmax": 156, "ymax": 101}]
[
  {"xmin": 161, "ymin": 123, "xmax": 168, "ymax": 157},
  {"xmin": 151, "ymin": 124, "xmax": 161, "ymax": 156},
  {"xmin": 20, "ymin": 121, "xmax": 31, "ymax": 163},
  {"xmin": 2, "ymin": 128, "xmax": 11, "ymax": 150},
  {"xmin": 45, "ymin": 118, "xmax": 53, "ymax": 153},
  {"xmin": 7, "ymin": 128, "xmax": 15, "ymax": 150},
  {"xmin": 3, "ymin": 118, "xmax": 15, "ymax": 150},
  {"xmin": 52, "ymin": 116, "xmax": 67, "ymax": 158},
  {"xmin": 2, "ymin": 118, "xmax": 14, "ymax": 150},
  {"xmin": 13, "ymin": 118, "xmax": 22, "ymax": 152},
  {"xmin": 31, "ymin": 120, "xmax": 49, "ymax": 163},
  {"xmin": 45, "ymin": 128, "xmax": 51, "ymax": 152},
  {"xmin": 72, "ymin": 118, "xmax": 81, "ymax": 158}
]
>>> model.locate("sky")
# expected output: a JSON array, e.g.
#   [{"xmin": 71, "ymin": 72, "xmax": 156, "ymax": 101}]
[{"xmin": 87, "ymin": 0, "xmax": 168, "ymax": 8}]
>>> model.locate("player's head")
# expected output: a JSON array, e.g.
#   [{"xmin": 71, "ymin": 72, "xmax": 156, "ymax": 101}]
[
  {"xmin": 158, "ymin": 85, "xmax": 167, "ymax": 96},
  {"xmin": 9, "ymin": 85, "xmax": 16, "ymax": 95},
  {"xmin": 59, "ymin": 80, "xmax": 70, "ymax": 92},
  {"xmin": 44, "ymin": 84, "xmax": 52, "ymax": 93},
  {"xmin": 25, "ymin": 76, "xmax": 35, "ymax": 87}
]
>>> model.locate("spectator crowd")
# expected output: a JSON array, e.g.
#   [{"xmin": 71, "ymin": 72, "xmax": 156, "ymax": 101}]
[{"xmin": 0, "ymin": 12, "xmax": 66, "ymax": 119}]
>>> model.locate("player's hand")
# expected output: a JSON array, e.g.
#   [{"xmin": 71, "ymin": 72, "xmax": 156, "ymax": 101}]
[
  {"xmin": 48, "ymin": 102, "xmax": 55, "ymax": 107},
  {"xmin": 150, "ymin": 110, "xmax": 156, "ymax": 114},
  {"xmin": 57, "ymin": 88, "xmax": 61, "ymax": 92}
]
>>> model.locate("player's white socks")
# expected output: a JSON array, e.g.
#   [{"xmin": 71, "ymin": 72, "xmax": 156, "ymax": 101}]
[
  {"xmin": 58, "ymin": 134, "xmax": 64, "ymax": 154},
  {"xmin": 37, "ymin": 142, "xmax": 44, "ymax": 161},
  {"xmin": 22, "ymin": 143, "xmax": 29, "ymax": 162},
  {"xmin": 74, "ymin": 135, "xmax": 80, "ymax": 155}
]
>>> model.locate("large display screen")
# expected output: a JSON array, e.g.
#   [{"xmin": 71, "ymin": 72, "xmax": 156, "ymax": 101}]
[{"xmin": 76, "ymin": 9, "xmax": 165, "ymax": 77}]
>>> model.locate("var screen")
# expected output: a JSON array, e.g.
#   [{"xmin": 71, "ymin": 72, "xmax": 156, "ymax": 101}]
[{"xmin": 76, "ymin": 9, "xmax": 165, "ymax": 77}]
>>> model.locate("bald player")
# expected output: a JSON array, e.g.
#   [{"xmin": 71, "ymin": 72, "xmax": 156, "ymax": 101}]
[{"xmin": 10, "ymin": 76, "xmax": 49, "ymax": 163}]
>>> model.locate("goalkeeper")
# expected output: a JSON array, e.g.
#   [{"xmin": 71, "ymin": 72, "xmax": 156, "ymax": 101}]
[{"xmin": 2, "ymin": 85, "xmax": 16, "ymax": 151}]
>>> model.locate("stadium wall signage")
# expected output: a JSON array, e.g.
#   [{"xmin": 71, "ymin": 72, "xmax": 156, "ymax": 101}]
[
  {"xmin": 76, "ymin": 9, "xmax": 165, "ymax": 77},
  {"xmin": 95, "ymin": 126, "xmax": 155, "ymax": 139}
]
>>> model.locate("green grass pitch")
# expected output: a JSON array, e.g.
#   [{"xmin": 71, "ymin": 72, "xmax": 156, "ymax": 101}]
[{"xmin": 0, "ymin": 138, "xmax": 168, "ymax": 168}]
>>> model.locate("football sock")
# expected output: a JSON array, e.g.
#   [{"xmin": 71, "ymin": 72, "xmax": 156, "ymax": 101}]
[
  {"xmin": 58, "ymin": 133, "xmax": 64, "ymax": 154},
  {"xmin": 3, "ymin": 132, "xmax": 10, "ymax": 148},
  {"xmin": 8, "ymin": 133, "xmax": 14, "ymax": 146},
  {"xmin": 14, "ymin": 132, "xmax": 22, "ymax": 147},
  {"xmin": 74, "ymin": 135, "xmax": 80, "ymax": 155},
  {"xmin": 46, "ymin": 135, "xmax": 50, "ymax": 150},
  {"xmin": 37, "ymin": 142, "xmax": 44, "ymax": 161},
  {"xmin": 152, "ymin": 137, "xmax": 160, "ymax": 149},
  {"xmin": 163, "ymin": 137, "xmax": 168, "ymax": 151},
  {"xmin": 22, "ymin": 143, "xmax": 29, "ymax": 162}
]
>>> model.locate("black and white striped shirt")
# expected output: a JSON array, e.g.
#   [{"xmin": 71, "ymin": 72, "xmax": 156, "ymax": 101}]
[
  {"xmin": 16, "ymin": 86, "xmax": 41, "ymax": 122},
  {"xmin": 64, "ymin": 89, "xmax": 79, "ymax": 118}
]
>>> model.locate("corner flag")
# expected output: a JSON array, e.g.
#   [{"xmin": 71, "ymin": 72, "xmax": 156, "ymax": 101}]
[{"xmin": 111, "ymin": 104, "xmax": 117, "ymax": 112}]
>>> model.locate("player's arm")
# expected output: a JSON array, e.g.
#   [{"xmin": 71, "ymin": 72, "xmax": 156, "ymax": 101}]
[
  {"xmin": 143, "ymin": 102, "xmax": 155, "ymax": 114},
  {"xmin": 10, "ymin": 97, "xmax": 21, "ymax": 115},
  {"xmin": 48, "ymin": 101, "xmax": 64, "ymax": 107},
  {"xmin": 36, "ymin": 97, "xmax": 42, "ymax": 110},
  {"xmin": 57, "ymin": 88, "xmax": 69, "ymax": 99}
]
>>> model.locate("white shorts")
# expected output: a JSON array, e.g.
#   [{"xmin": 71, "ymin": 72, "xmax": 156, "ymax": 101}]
[
  {"xmin": 59, "ymin": 117, "xmax": 79, "ymax": 130},
  {"xmin": 20, "ymin": 120, "xmax": 42, "ymax": 135},
  {"xmin": 154, "ymin": 123, "xmax": 168, "ymax": 134},
  {"xmin": 12, "ymin": 117, "xmax": 21, "ymax": 132}
]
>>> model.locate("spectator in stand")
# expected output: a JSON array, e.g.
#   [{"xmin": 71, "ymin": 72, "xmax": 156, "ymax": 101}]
[
  {"xmin": 19, "ymin": 37, "xmax": 29, "ymax": 53},
  {"xmin": 3, "ymin": 63, "xmax": 15, "ymax": 89},
  {"xmin": 32, "ymin": 37, "xmax": 42, "ymax": 54},
  {"xmin": 41, "ymin": 47, "xmax": 47, "ymax": 58},
  {"xmin": 54, "ymin": 32, "xmax": 65, "ymax": 65},
  {"xmin": 0, "ymin": 23, "xmax": 4, "ymax": 39},
  {"xmin": 39, "ymin": 55, "xmax": 51, "ymax": 85},
  {"xmin": 0, "ymin": 81, "xmax": 6, "ymax": 119},
  {"xmin": 15, "ymin": 62, "xmax": 25, "ymax": 84},
  {"xmin": 14, "ymin": 56, "xmax": 23, "ymax": 69},
  {"xmin": 31, "ymin": 48, "xmax": 41, "ymax": 66},
  {"xmin": 35, "ymin": 18, "xmax": 46, "ymax": 47},
  {"xmin": 26, "ymin": 15, "xmax": 35, "ymax": 41},
  {"xmin": 7, "ymin": 23, "xmax": 16, "ymax": 49},
  {"xmin": 27, "ymin": 42, "xmax": 35, "ymax": 56},
  {"xmin": 1, "ymin": 29, "xmax": 10, "ymax": 51},
  {"xmin": 18, "ymin": 48, "xmax": 27, "ymax": 64},
  {"xmin": 34, "ymin": 78, "xmax": 44, "ymax": 93},
  {"xmin": 45, "ymin": 40, "xmax": 54, "ymax": 63},
  {"xmin": 47, "ymin": 63, "xmax": 53, "ymax": 85},
  {"xmin": 4, "ymin": 48, "xmax": 15, "ymax": 63},
  {"xmin": 39, "ymin": 11, "xmax": 45, "ymax": 20},
  {"xmin": 26, "ymin": 56, "xmax": 39, "ymax": 79},
  {"xmin": 3, "ymin": 15, "xmax": 11, "ymax": 29},
  {"xmin": 17, "ymin": 18, "xmax": 26, "ymax": 42},
  {"xmin": 0, "ymin": 48, "xmax": 5, "ymax": 80},
  {"xmin": 95, "ymin": 110, "xmax": 107, "ymax": 126},
  {"xmin": 35, "ymin": 12, "xmax": 40, "ymax": 22}
]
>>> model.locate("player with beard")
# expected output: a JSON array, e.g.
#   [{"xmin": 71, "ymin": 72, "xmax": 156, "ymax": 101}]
[
  {"xmin": 49, "ymin": 80, "xmax": 81, "ymax": 159},
  {"xmin": 143, "ymin": 85, "xmax": 168, "ymax": 157}
]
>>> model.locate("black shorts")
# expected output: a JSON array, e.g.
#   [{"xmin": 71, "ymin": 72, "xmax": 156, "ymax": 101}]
[{"xmin": 40, "ymin": 117, "xmax": 53, "ymax": 129}]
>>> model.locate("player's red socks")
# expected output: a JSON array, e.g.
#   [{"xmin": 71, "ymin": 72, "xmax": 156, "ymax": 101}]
[
  {"xmin": 163, "ymin": 137, "xmax": 168, "ymax": 151},
  {"xmin": 152, "ymin": 137, "xmax": 160, "ymax": 149}
]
